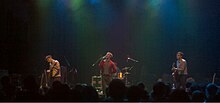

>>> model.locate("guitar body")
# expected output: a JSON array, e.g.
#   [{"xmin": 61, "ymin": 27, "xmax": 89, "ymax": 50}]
[
  {"xmin": 51, "ymin": 68, "xmax": 59, "ymax": 77},
  {"xmin": 49, "ymin": 60, "xmax": 61, "ymax": 78},
  {"xmin": 172, "ymin": 68, "xmax": 186, "ymax": 82},
  {"xmin": 172, "ymin": 69, "xmax": 178, "ymax": 81}
]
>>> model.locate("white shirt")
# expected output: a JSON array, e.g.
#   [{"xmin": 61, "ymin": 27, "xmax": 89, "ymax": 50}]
[{"xmin": 176, "ymin": 59, "xmax": 188, "ymax": 75}]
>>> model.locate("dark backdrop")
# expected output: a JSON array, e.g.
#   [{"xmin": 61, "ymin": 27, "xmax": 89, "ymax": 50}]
[{"xmin": 1, "ymin": 0, "xmax": 220, "ymax": 89}]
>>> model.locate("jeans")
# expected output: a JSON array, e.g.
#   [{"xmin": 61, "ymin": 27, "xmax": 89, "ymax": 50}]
[
  {"xmin": 176, "ymin": 74, "xmax": 187, "ymax": 89},
  {"xmin": 102, "ymin": 75, "xmax": 112, "ymax": 96}
]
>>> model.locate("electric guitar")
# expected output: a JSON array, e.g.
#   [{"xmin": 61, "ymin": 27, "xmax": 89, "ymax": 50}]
[
  {"xmin": 171, "ymin": 62, "xmax": 178, "ymax": 81},
  {"xmin": 48, "ymin": 62, "xmax": 61, "ymax": 78}
]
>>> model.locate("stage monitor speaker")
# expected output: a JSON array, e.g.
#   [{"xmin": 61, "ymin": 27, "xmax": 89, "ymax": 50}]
[{"xmin": 91, "ymin": 76, "xmax": 103, "ymax": 95}]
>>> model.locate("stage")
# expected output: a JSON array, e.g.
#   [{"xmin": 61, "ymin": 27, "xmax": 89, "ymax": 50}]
[{"xmin": 0, "ymin": 0, "xmax": 220, "ymax": 101}]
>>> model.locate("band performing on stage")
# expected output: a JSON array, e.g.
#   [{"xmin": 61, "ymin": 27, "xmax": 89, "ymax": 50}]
[
  {"xmin": 3, "ymin": 0, "xmax": 219, "ymax": 101},
  {"xmin": 41, "ymin": 51, "xmax": 189, "ymax": 96}
]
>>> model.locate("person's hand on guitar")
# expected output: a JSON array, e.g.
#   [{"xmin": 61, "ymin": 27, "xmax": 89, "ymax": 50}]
[
  {"xmin": 46, "ymin": 70, "xmax": 50, "ymax": 73},
  {"xmin": 171, "ymin": 62, "xmax": 178, "ymax": 76},
  {"xmin": 171, "ymin": 62, "xmax": 177, "ymax": 71}
]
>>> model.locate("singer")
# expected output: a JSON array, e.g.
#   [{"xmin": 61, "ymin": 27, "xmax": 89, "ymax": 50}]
[{"xmin": 99, "ymin": 52, "xmax": 117, "ymax": 95}]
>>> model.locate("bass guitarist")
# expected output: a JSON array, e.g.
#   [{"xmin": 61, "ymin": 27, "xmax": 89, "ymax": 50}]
[{"xmin": 172, "ymin": 52, "xmax": 188, "ymax": 89}]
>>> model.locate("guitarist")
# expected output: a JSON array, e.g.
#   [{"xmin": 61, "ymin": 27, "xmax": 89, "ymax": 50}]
[
  {"xmin": 172, "ymin": 52, "xmax": 188, "ymax": 89},
  {"xmin": 45, "ymin": 55, "xmax": 61, "ymax": 85}
]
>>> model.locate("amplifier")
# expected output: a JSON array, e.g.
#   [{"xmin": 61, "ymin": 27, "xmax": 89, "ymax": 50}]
[{"xmin": 91, "ymin": 76, "xmax": 103, "ymax": 95}]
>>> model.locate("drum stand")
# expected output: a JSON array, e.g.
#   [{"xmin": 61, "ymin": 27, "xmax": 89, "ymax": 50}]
[
  {"xmin": 123, "ymin": 67, "xmax": 132, "ymax": 87},
  {"xmin": 124, "ymin": 74, "xmax": 129, "ymax": 86}
]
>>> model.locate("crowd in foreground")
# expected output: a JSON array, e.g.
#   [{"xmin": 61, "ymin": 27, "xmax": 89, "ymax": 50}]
[{"xmin": 0, "ymin": 75, "xmax": 220, "ymax": 102}]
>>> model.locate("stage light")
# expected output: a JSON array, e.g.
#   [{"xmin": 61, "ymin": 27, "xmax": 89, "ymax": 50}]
[{"xmin": 89, "ymin": 0, "xmax": 99, "ymax": 5}]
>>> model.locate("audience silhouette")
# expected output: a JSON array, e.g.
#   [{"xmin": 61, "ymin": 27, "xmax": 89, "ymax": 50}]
[{"xmin": 0, "ymin": 75, "xmax": 219, "ymax": 102}]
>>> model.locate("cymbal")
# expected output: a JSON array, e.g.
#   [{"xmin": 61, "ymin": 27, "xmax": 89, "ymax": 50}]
[
  {"xmin": 122, "ymin": 67, "xmax": 130, "ymax": 70},
  {"xmin": 124, "ymin": 72, "xmax": 131, "ymax": 75}
]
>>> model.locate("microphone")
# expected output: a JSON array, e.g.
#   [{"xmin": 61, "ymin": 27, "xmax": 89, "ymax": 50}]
[
  {"xmin": 102, "ymin": 55, "xmax": 106, "ymax": 59},
  {"xmin": 92, "ymin": 64, "xmax": 95, "ymax": 67},
  {"xmin": 127, "ymin": 57, "xmax": 139, "ymax": 62},
  {"xmin": 92, "ymin": 55, "xmax": 106, "ymax": 67}
]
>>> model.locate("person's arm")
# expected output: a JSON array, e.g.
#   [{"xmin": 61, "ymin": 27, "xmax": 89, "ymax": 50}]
[
  {"xmin": 55, "ymin": 61, "xmax": 60, "ymax": 69},
  {"xmin": 171, "ymin": 62, "xmax": 177, "ymax": 71},
  {"xmin": 99, "ymin": 61, "xmax": 104, "ymax": 74},
  {"xmin": 184, "ymin": 61, "xmax": 188, "ymax": 73},
  {"xmin": 52, "ymin": 61, "xmax": 60, "ymax": 70},
  {"xmin": 52, "ymin": 61, "xmax": 61, "ymax": 77},
  {"xmin": 185, "ymin": 61, "xmax": 187, "ymax": 69},
  {"xmin": 112, "ymin": 62, "xmax": 117, "ymax": 74}
]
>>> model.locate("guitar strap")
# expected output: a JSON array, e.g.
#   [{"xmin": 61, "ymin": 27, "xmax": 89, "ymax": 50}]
[
  {"xmin": 52, "ymin": 61, "xmax": 61, "ymax": 77},
  {"xmin": 51, "ymin": 62, "xmax": 57, "ymax": 77},
  {"xmin": 52, "ymin": 62, "xmax": 57, "ymax": 69}
]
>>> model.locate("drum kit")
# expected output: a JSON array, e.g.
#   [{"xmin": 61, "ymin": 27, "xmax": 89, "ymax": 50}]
[
  {"xmin": 92, "ymin": 55, "xmax": 139, "ymax": 87},
  {"xmin": 117, "ymin": 67, "xmax": 130, "ymax": 79},
  {"xmin": 116, "ymin": 57, "xmax": 139, "ymax": 86},
  {"xmin": 115, "ymin": 66, "xmax": 134, "ymax": 86}
]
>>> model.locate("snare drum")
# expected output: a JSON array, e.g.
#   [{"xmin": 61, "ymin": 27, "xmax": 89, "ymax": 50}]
[{"xmin": 118, "ymin": 72, "xmax": 124, "ymax": 79}]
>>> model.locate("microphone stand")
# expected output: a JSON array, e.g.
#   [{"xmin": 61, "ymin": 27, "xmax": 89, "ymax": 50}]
[
  {"xmin": 39, "ymin": 60, "xmax": 50, "ymax": 89},
  {"xmin": 125, "ymin": 58, "xmax": 139, "ymax": 86},
  {"xmin": 92, "ymin": 56, "xmax": 104, "ymax": 67},
  {"xmin": 64, "ymin": 56, "xmax": 77, "ymax": 85},
  {"xmin": 64, "ymin": 56, "xmax": 71, "ymax": 68},
  {"xmin": 64, "ymin": 56, "xmax": 77, "ymax": 72},
  {"xmin": 91, "ymin": 56, "xmax": 106, "ymax": 85},
  {"xmin": 127, "ymin": 58, "xmax": 139, "ymax": 71}
]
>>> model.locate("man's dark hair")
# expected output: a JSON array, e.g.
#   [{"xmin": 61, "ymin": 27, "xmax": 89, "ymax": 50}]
[
  {"xmin": 177, "ymin": 52, "xmax": 184, "ymax": 57},
  {"xmin": 45, "ymin": 55, "xmax": 52, "ymax": 60}
]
